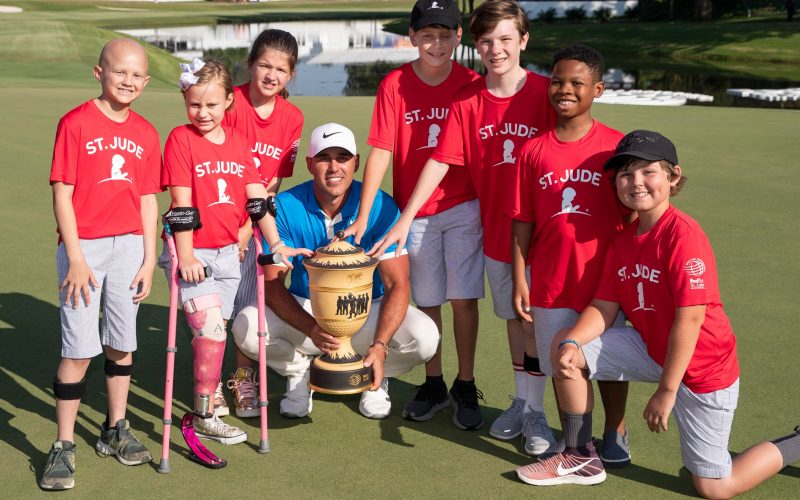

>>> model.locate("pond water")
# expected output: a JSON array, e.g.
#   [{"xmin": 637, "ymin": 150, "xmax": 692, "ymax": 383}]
[{"xmin": 120, "ymin": 20, "xmax": 799, "ymax": 109}]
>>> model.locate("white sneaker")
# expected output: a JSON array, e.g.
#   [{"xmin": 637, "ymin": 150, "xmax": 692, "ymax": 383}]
[
  {"xmin": 521, "ymin": 408, "xmax": 558, "ymax": 456},
  {"xmin": 359, "ymin": 378, "xmax": 391, "ymax": 419},
  {"xmin": 193, "ymin": 414, "xmax": 247, "ymax": 445},
  {"xmin": 280, "ymin": 370, "xmax": 312, "ymax": 418}
]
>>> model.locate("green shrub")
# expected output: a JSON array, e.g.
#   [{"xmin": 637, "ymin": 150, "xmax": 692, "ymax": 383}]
[
  {"xmin": 564, "ymin": 6, "xmax": 587, "ymax": 22},
  {"xmin": 594, "ymin": 6, "xmax": 613, "ymax": 22},
  {"xmin": 535, "ymin": 7, "xmax": 558, "ymax": 23}
]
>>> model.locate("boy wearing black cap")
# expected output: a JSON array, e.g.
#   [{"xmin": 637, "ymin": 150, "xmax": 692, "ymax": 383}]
[
  {"xmin": 516, "ymin": 130, "xmax": 800, "ymax": 496},
  {"xmin": 344, "ymin": 0, "xmax": 485, "ymax": 427}
]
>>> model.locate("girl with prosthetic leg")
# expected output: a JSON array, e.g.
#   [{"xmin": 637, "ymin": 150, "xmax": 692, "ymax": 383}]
[{"xmin": 159, "ymin": 59, "xmax": 309, "ymax": 469}]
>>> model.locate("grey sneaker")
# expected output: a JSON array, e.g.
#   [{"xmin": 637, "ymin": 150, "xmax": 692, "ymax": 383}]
[
  {"xmin": 489, "ymin": 396, "xmax": 525, "ymax": 440},
  {"xmin": 521, "ymin": 409, "xmax": 558, "ymax": 456},
  {"xmin": 40, "ymin": 441, "xmax": 76, "ymax": 490},
  {"xmin": 96, "ymin": 419, "xmax": 152, "ymax": 465},
  {"xmin": 193, "ymin": 414, "xmax": 248, "ymax": 445}
]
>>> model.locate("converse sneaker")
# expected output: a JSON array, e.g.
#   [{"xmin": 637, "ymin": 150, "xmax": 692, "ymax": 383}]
[
  {"xmin": 40, "ymin": 441, "xmax": 76, "ymax": 490},
  {"xmin": 227, "ymin": 367, "xmax": 259, "ymax": 418},
  {"xmin": 489, "ymin": 396, "xmax": 525, "ymax": 440},
  {"xmin": 280, "ymin": 369, "xmax": 312, "ymax": 418},
  {"xmin": 448, "ymin": 378, "xmax": 485, "ymax": 430},
  {"xmin": 516, "ymin": 442, "xmax": 606, "ymax": 486},
  {"xmin": 213, "ymin": 381, "xmax": 229, "ymax": 417},
  {"xmin": 521, "ymin": 409, "xmax": 558, "ymax": 456},
  {"xmin": 96, "ymin": 419, "xmax": 152, "ymax": 465},
  {"xmin": 401, "ymin": 376, "xmax": 448, "ymax": 421},
  {"xmin": 193, "ymin": 414, "xmax": 247, "ymax": 445},
  {"xmin": 598, "ymin": 430, "xmax": 631, "ymax": 468},
  {"xmin": 359, "ymin": 378, "xmax": 391, "ymax": 419}
]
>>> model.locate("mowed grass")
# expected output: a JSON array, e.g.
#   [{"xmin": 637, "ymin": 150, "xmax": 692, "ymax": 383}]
[{"xmin": 1, "ymin": 75, "xmax": 799, "ymax": 498}]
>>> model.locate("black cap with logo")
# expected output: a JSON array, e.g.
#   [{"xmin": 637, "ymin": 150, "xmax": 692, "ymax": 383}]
[
  {"xmin": 604, "ymin": 130, "xmax": 679, "ymax": 170},
  {"xmin": 410, "ymin": 0, "xmax": 462, "ymax": 30}
]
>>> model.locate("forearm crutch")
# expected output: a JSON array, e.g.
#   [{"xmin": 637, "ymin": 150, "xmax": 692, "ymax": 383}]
[
  {"xmin": 253, "ymin": 227, "xmax": 280, "ymax": 453},
  {"xmin": 158, "ymin": 220, "xmax": 224, "ymax": 472}
]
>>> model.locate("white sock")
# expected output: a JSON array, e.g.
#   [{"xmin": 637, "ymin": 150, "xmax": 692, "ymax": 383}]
[
  {"xmin": 513, "ymin": 363, "xmax": 526, "ymax": 400},
  {"xmin": 524, "ymin": 371, "xmax": 546, "ymax": 413}
]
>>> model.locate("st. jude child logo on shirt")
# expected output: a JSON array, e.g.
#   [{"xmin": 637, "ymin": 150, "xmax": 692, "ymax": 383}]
[
  {"xmin": 194, "ymin": 159, "xmax": 247, "ymax": 207},
  {"xmin": 86, "ymin": 136, "xmax": 146, "ymax": 184},
  {"xmin": 617, "ymin": 263, "xmax": 661, "ymax": 312},
  {"xmin": 684, "ymin": 257, "xmax": 706, "ymax": 290},
  {"xmin": 479, "ymin": 121, "xmax": 539, "ymax": 167}
]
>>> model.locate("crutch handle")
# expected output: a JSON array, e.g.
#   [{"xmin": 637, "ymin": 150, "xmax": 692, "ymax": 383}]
[{"xmin": 257, "ymin": 253, "xmax": 282, "ymax": 266}]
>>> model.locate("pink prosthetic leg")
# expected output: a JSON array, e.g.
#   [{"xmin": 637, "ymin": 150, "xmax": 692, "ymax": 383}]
[{"xmin": 182, "ymin": 293, "xmax": 228, "ymax": 468}]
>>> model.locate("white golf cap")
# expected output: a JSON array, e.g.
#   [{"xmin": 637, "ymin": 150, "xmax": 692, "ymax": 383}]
[{"xmin": 307, "ymin": 122, "xmax": 357, "ymax": 157}]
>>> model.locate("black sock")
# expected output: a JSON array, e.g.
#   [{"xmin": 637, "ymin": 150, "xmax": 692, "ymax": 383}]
[
  {"xmin": 563, "ymin": 412, "xmax": 592, "ymax": 449},
  {"xmin": 771, "ymin": 428, "xmax": 800, "ymax": 467},
  {"xmin": 523, "ymin": 353, "xmax": 541, "ymax": 374}
]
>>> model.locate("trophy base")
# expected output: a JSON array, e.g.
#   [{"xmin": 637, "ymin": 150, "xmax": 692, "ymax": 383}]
[{"xmin": 309, "ymin": 355, "xmax": 372, "ymax": 395}]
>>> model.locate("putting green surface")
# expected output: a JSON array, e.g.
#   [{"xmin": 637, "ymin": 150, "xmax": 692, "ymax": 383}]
[{"xmin": 1, "ymin": 82, "xmax": 798, "ymax": 498}]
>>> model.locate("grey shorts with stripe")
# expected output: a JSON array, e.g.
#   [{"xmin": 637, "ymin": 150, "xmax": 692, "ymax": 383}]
[
  {"xmin": 484, "ymin": 256, "xmax": 529, "ymax": 320},
  {"xmin": 532, "ymin": 307, "xmax": 626, "ymax": 375},
  {"xmin": 407, "ymin": 200, "xmax": 485, "ymax": 307},
  {"xmin": 57, "ymin": 234, "xmax": 144, "ymax": 358},
  {"xmin": 158, "ymin": 243, "xmax": 241, "ymax": 320},
  {"xmin": 232, "ymin": 236, "xmax": 258, "ymax": 320},
  {"xmin": 581, "ymin": 326, "xmax": 739, "ymax": 478}
]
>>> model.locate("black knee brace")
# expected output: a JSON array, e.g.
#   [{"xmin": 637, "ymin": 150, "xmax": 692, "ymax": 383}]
[
  {"xmin": 104, "ymin": 359, "xmax": 134, "ymax": 377},
  {"xmin": 53, "ymin": 377, "xmax": 87, "ymax": 400},
  {"xmin": 523, "ymin": 353, "xmax": 541, "ymax": 373}
]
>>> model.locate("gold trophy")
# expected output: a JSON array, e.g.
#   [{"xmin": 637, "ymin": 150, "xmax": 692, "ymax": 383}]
[{"xmin": 303, "ymin": 232, "xmax": 379, "ymax": 394}]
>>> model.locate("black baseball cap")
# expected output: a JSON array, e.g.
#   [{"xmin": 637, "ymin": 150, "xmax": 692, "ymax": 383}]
[
  {"xmin": 604, "ymin": 130, "xmax": 679, "ymax": 170},
  {"xmin": 410, "ymin": 0, "xmax": 462, "ymax": 30}
]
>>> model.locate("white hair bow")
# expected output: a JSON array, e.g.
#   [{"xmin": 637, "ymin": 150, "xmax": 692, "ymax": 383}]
[{"xmin": 178, "ymin": 58, "xmax": 206, "ymax": 91}]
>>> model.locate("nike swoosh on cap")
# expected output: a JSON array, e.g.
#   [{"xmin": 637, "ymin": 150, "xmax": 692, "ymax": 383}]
[
  {"xmin": 556, "ymin": 459, "xmax": 594, "ymax": 476},
  {"xmin": 322, "ymin": 131, "xmax": 341, "ymax": 139}
]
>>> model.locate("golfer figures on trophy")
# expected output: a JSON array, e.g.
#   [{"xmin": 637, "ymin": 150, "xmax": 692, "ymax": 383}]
[{"xmin": 304, "ymin": 232, "xmax": 378, "ymax": 394}]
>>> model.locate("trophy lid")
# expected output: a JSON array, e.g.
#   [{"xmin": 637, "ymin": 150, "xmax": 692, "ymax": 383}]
[{"xmin": 303, "ymin": 231, "xmax": 378, "ymax": 270}]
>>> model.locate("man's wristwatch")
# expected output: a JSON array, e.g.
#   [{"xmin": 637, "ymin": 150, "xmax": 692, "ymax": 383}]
[{"xmin": 370, "ymin": 340, "xmax": 389, "ymax": 360}]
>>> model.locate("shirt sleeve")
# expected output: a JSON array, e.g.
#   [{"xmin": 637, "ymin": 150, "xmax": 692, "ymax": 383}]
[
  {"xmin": 665, "ymin": 226, "xmax": 719, "ymax": 307},
  {"xmin": 366, "ymin": 78, "xmax": 395, "ymax": 151},
  {"xmin": 594, "ymin": 243, "xmax": 620, "ymax": 303},
  {"xmin": 139, "ymin": 125, "xmax": 163, "ymax": 195},
  {"xmin": 162, "ymin": 129, "xmax": 193, "ymax": 190},
  {"xmin": 276, "ymin": 105, "xmax": 303, "ymax": 178},
  {"xmin": 507, "ymin": 140, "xmax": 536, "ymax": 222},
  {"xmin": 50, "ymin": 116, "xmax": 79, "ymax": 185},
  {"xmin": 430, "ymin": 100, "xmax": 465, "ymax": 167}
]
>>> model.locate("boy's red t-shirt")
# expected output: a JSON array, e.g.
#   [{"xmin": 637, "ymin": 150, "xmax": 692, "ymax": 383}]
[
  {"xmin": 431, "ymin": 71, "xmax": 556, "ymax": 262},
  {"xmin": 50, "ymin": 100, "xmax": 162, "ymax": 240},
  {"xmin": 368, "ymin": 62, "xmax": 479, "ymax": 216},
  {"xmin": 162, "ymin": 125, "xmax": 260, "ymax": 249},
  {"xmin": 595, "ymin": 206, "xmax": 740, "ymax": 393},
  {"xmin": 509, "ymin": 121, "xmax": 625, "ymax": 310},
  {"xmin": 224, "ymin": 84, "xmax": 303, "ymax": 183}
]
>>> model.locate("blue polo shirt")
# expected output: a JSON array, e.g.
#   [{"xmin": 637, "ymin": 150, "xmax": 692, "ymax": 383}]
[{"xmin": 266, "ymin": 180, "xmax": 401, "ymax": 300}]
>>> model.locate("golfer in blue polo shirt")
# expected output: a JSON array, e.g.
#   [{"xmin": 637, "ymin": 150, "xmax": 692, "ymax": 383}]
[{"xmin": 233, "ymin": 123, "xmax": 438, "ymax": 420}]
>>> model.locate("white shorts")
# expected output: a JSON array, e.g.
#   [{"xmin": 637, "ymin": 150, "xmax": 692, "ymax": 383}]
[
  {"xmin": 581, "ymin": 326, "xmax": 740, "ymax": 478},
  {"xmin": 57, "ymin": 235, "xmax": 143, "ymax": 358},
  {"xmin": 407, "ymin": 200, "xmax": 484, "ymax": 307},
  {"xmin": 232, "ymin": 295, "xmax": 439, "ymax": 379},
  {"xmin": 485, "ymin": 255, "xmax": 530, "ymax": 320},
  {"xmin": 532, "ymin": 307, "xmax": 626, "ymax": 375},
  {"xmin": 158, "ymin": 243, "xmax": 241, "ymax": 320}
]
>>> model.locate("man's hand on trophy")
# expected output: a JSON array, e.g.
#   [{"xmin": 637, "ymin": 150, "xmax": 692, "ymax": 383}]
[
  {"xmin": 308, "ymin": 324, "xmax": 339, "ymax": 355},
  {"xmin": 363, "ymin": 344, "xmax": 386, "ymax": 390}
]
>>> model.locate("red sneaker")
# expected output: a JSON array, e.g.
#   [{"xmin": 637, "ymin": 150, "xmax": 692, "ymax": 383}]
[{"xmin": 516, "ymin": 442, "xmax": 606, "ymax": 486}]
